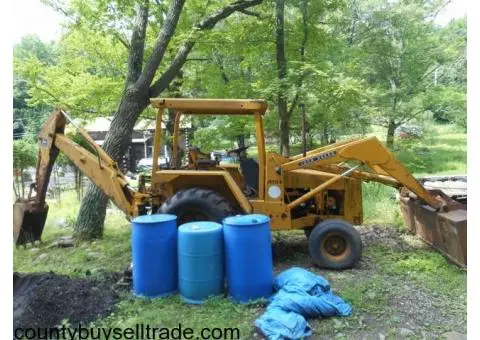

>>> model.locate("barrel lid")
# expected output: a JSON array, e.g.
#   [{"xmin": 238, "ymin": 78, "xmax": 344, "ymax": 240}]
[
  {"xmin": 223, "ymin": 214, "xmax": 270, "ymax": 226},
  {"xmin": 132, "ymin": 214, "xmax": 177, "ymax": 224},
  {"xmin": 179, "ymin": 221, "xmax": 222, "ymax": 233}
]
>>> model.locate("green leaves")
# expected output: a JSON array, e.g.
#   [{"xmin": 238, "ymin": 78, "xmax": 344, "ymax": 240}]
[
  {"xmin": 191, "ymin": 115, "xmax": 254, "ymax": 151},
  {"xmin": 13, "ymin": 139, "xmax": 38, "ymax": 170},
  {"xmin": 14, "ymin": 27, "xmax": 126, "ymax": 118},
  {"xmin": 13, "ymin": 0, "xmax": 465, "ymax": 151},
  {"xmin": 339, "ymin": 0, "xmax": 466, "ymax": 144}
]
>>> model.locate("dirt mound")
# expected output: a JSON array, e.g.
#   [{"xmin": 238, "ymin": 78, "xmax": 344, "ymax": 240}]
[{"xmin": 13, "ymin": 272, "xmax": 119, "ymax": 330}]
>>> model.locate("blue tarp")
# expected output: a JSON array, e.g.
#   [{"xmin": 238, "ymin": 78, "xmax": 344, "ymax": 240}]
[{"xmin": 254, "ymin": 267, "xmax": 352, "ymax": 340}]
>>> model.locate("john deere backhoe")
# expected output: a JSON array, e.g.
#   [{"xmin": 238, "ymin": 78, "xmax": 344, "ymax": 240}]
[{"xmin": 13, "ymin": 98, "xmax": 467, "ymax": 269}]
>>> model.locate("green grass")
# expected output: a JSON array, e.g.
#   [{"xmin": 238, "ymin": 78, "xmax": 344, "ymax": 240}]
[
  {"xmin": 91, "ymin": 296, "xmax": 261, "ymax": 338},
  {"xmin": 338, "ymin": 275, "xmax": 390, "ymax": 312},
  {"xmin": 366, "ymin": 245, "xmax": 467, "ymax": 298},
  {"xmin": 362, "ymin": 183, "xmax": 403, "ymax": 227},
  {"xmin": 394, "ymin": 124, "xmax": 467, "ymax": 176}
]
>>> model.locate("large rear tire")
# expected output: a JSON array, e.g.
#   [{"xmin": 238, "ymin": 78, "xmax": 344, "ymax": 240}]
[
  {"xmin": 158, "ymin": 188, "xmax": 234, "ymax": 225},
  {"xmin": 308, "ymin": 219, "xmax": 362, "ymax": 269}
]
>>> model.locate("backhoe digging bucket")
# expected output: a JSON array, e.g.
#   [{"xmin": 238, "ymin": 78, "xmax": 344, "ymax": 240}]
[{"xmin": 13, "ymin": 200, "xmax": 49, "ymax": 246}]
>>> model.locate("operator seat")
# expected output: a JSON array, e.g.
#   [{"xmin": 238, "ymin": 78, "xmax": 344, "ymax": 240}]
[
  {"xmin": 188, "ymin": 146, "xmax": 217, "ymax": 168},
  {"xmin": 240, "ymin": 158, "xmax": 259, "ymax": 192}
]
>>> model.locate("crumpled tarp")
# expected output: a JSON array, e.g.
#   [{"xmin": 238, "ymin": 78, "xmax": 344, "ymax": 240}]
[{"xmin": 254, "ymin": 267, "xmax": 352, "ymax": 340}]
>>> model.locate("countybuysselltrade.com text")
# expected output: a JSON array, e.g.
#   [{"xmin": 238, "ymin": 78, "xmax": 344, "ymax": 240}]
[{"xmin": 14, "ymin": 323, "xmax": 241, "ymax": 340}]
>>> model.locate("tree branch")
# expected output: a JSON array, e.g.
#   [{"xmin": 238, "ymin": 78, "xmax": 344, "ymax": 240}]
[
  {"xmin": 136, "ymin": 0, "xmax": 186, "ymax": 89},
  {"xmin": 186, "ymin": 57, "xmax": 212, "ymax": 62},
  {"xmin": 287, "ymin": 0, "xmax": 308, "ymax": 118},
  {"xmin": 196, "ymin": 0, "xmax": 263, "ymax": 30},
  {"xmin": 238, "ymin": 9, "xmax": 261, "ymax": 18},
  {"xmin": 149, "ymin": 0, "xmax": 263, "ymax": 97},
  {"xmin": 46, "ymin": 0, "xmax": 78, "ymax": 24},
  {"xmin": 114, "ymin": 32, "xmax": 131, "ymax": 50},
  {"xmin": 425, "ymin": 0, "xmax": 452, "ymax": 22},
  {"xmin": 35, "ymin": 86, "xmax": 103, "ymax": 116},
  {"xmin": 126, "ymin": 0, "xmax": 149, "ymax": 85},
  {"xmin": 400, "ymin": 108, "xmax": 427, "ymax": 124}
]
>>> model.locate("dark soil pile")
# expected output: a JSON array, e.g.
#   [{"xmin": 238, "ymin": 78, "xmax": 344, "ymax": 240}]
[{"xmin": 13, "ymin": 272, "xmax": 119, "ymax": 330}]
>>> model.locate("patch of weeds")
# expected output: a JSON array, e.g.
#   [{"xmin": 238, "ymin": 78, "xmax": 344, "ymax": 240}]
[
  {"xmin": 309, "ymin": 315, "xmax": 364, "ymax": 338},
  {"xmin": 92, "ymin": 295, "xmax": 259, "ymax": 339},
  {"xmin": 44, "ymin": 192, "xmax": 82, "ymax": 227},
  {"xmin": 362, "ymin": 183, "xmax": 403, "ymax": 227},
  {"xmin": 338, "ymin": 276, "xmax": 390, "ymax": 313},
  {"xmin": 366, "ymin": 245, "xmax": 466, "ymax": 298}
]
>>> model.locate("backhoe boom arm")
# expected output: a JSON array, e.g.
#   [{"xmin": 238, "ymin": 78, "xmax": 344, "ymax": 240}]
[{"xmin": 33, "ymin": 109, "xmax": 140, "ymax": 218}]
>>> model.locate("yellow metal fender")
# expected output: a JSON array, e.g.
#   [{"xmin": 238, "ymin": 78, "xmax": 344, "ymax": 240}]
[{"xmin": 152, "ymin": 170, "xmax": 252, "ymax": 213}]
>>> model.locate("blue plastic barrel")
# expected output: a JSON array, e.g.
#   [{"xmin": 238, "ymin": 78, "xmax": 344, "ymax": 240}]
[
  {"xmin": 223, "ymin": 214, "xmax": 273, "ymax": 303},
  {"xmin": 131, "ymin": 214, "xmax": 177, "ymax": 298},
  {"xmin": 178, "ymin": 221, "xmax": 224, "ymax": 304}
]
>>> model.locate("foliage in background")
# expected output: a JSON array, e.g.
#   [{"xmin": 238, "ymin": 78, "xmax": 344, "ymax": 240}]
[
  {"xmin": 346, "ymin": 1, "xmax": 449, "ymax": 147},
  {"xmin": 13, "ymin": 36, "xmax": 58, "ymax": 139},
  {"xmin": 13, "ymin": 139, "xmax": 38, "ymax": 198},
  {"xmin": 13, "ymin": 1, "xmax": 466, "ymax": 152}
]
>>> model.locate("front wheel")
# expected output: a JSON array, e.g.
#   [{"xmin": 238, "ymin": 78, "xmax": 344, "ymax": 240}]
[{"xmin": 308, "ymin": 219, "xmax": 362, "ymax": 269}]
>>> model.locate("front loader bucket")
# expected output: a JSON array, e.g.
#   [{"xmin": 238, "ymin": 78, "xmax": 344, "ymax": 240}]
[
  {"xmin": 13, "ymin": 200, "xmax": 49, "ymax": 246},
  {"xmin": 399, "ymin": 186, "xmax": 467, "ymax": 268}
]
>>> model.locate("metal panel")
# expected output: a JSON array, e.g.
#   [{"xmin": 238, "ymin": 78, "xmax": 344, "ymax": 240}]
[{"xmin": 399, "ymin": 196, "xmax": 467, "ymax": 267}]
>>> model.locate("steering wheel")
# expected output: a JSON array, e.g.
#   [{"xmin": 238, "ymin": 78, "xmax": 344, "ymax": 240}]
[{"xmin": 227, "ymin": 146, "xmax": 250, "ymax": 156}]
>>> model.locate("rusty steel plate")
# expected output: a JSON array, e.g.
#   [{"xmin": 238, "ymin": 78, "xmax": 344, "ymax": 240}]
[{"xmin": 399, "ymin": 192, "xmax": 467, "ymax": 268}]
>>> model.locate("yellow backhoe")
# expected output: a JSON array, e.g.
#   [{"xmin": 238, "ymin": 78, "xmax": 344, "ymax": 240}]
[{"xmin": 13, "ymin": 98, "xmax": 467, "ymax": 269}]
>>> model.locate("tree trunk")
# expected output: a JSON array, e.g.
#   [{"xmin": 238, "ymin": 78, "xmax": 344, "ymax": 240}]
[
  {"xmin": 75, "ymin": 168, "xmax": 80, "ymax": 201},
  {"xmin": 321, "ymin": 121, "xmax": 329, "ymax": 145},
  {"xmin": 13, "ymin": 179, "xmax": 19, "ymax": 199},
  {"xmin": 79, "ymin": 173, "xmax": 84, "ymax": 199},
  {"xmin": 387, "ymin": 83, "xmax": 398, "ymax": 149},
  {"xmin": 74, "ymin": 89, "xmax": 149, "ymax": 239},
  {"xmin": 275, "ymin": 0, "xmax": 289, "ymax": 156},
  {"xmin": 236, "ymin": 135, "xmax": 245, "ymax": 149},
  {"xmin": 165, "ymin": 108, "xmax": 175, "ymax": 165},
  {"xmin": 20, "ymin": 169, "xmax": 25, "ymax": 198},
  {"xmin": 300, "ymin": 103, "xmax": 307, "ymax": 156},
  {"xmin": 15, "ymin": 172, "xmax": 21, "ymax": 199},
  {"xmin": 386, "ymin": 119, "xmax": 396, "ymax": 149},
  {"xmin": 279, "ymin": 117, "xmax": 290, "ymax": 156}
]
